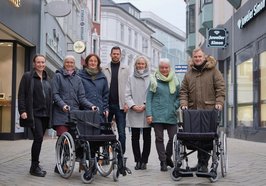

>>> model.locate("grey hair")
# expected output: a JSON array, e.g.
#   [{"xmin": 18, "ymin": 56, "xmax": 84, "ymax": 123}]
[
  {"xmin": 64, "ymin": 55, "xmax": 76, "ymax": 63},
  {"xmin": 159, "ymin": 58, "xmax": 171, "ymax": 67},
  {"xmin": 134, "ymin": 56, "xmax": 149, "ymax": 68}
]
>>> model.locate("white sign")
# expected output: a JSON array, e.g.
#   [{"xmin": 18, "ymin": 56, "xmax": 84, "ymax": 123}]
[
  {"xmin": 237, "ymin": 0, "xmax": 266, "ymax": 29},
  {"xmin": 73, "ymin": 41, "xmax": 86, "ymax": 54}
]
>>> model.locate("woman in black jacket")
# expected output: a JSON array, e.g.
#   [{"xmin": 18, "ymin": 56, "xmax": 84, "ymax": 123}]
[{"xmin": 18, "ymin": 54, "xmax": 52, "ymax": 177}]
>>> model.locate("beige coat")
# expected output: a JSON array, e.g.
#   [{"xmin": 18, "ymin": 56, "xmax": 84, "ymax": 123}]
[
  {"xmin": 102, "ymin": 62, "xmax": 129, "ymax": 109},
  {"xmin": 180, "ymin": 55, "xmax": 225, "ymax": 110}
]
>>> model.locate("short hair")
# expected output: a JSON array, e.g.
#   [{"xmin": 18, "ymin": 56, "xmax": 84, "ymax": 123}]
[
  {"xmin": 159, "ymin": 58, "xmax": 171, "ymax": 67},
  {"xmin": 33, "ymin": 54, "xmax": 45, "ymax": 63},
  {"xmin": 134, "ymin": 56, "xmax": 149, "ymax": 68},
  {"xmin": 192, "ymin": 47, "xmax": 205, "ymax": 56},
  {"xmin": 63, "ymin": 55, "xmax": 75, "ymax": 63},
  {"xmin": 85, "ymin": 53, "xmax": 101, "ymax": 70},
  {"xmin": 111, "ymin": 46, "xmax": 121, "ymax": 54}
]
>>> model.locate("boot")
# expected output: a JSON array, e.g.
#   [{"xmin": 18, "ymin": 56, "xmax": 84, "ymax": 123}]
[
  {"xmin": 166, "ymin": 157, "xmax": 174, "ymax": 168},
  {"xmin": 30, "ymin": 161, "xmax": 46, "ymax": 177},
  {"xmin": 135, "ymin": 162, "xmax": 141, "ymax": 170},
  {"xmin": 160, "ymin": 161, "xmax": 167, "ymax": 172}
]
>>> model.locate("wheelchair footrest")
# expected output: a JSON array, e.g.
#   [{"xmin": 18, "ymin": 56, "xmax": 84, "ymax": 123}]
[
  {"xmin": 179, "ymin": 171, "xmax": 194, "ymax": 177},
  {"xmin": 195, "ymin": 172, "xmax": 212, "ymax": 178}
]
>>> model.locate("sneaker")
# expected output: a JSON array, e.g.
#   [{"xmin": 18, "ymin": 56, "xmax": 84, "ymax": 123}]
[
  {"xmin": 160, "ymin": 161, "xmax": 167, "ymax": 172},
  {"xmin": 166, "ymin": 158, "xmax": 174, "ymax": 168}
]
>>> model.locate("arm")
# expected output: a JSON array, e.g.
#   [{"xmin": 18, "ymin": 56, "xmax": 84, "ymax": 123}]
[
  {"xmin": 18, "ymin": 73, "xmax": 27, "ymax": 117},
  {"xmin": 214, "ymin": 69, "xmax": 226, "ymax": 109},
  {"xmin": 102, "ymin": 78, "xmax": 109, "ymax": 113},
  {"xmin": 52, "ymin": 74, "xmax": 67, "ymax": 109},
  {"xmin": 179, "ymin": 74, "xmax": 189, "ymax": 109},
  {"xmin": 146, "ymin": 84, "xmax": 153, "ymax": 124},
  {"xmin": 124, "ymin": 77, "xmax": 135, "ymax": 109},
  {"xmin": 77, "ymin": 80, "xmax": 94, "ymax": 109}
]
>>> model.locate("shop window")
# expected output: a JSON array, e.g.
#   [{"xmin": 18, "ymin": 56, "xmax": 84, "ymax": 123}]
[
  {"xmin": 236, "ymin": 59, "xmax": 253, "ymax": 127},
  {"xmin": 259, "ymin": 51, "xmax": 266, "ymax": 127}
]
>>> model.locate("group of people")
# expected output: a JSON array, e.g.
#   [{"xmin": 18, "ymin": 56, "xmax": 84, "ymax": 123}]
[{"xmin": 18, "ymin": 46, "xmax": 225, "ymax": 177}]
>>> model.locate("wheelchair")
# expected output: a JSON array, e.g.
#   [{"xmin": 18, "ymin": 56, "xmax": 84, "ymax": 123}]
[
  {"xmin": 171, "ymin": 109, "xmax": 228, "ymax": 183},
  {"xmin": 55, "ymin": 110, "xmax": 131, "ymax": 184}
]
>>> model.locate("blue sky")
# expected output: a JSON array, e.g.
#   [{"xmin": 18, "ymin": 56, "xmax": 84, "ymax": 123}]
[{"xmin": 113, "ymin": 0, "xmax": 186, "ymax": 32}]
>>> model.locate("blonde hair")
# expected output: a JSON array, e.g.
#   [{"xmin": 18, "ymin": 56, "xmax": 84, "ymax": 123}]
[{"xmin": 134, "ymin": 56, "xmax": 149, "ymax": 68}]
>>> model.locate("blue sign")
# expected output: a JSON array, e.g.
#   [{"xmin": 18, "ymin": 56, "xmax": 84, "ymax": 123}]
[{"xmin": 175, "ymin": 65, "xmax": 188, "ymax": 73}]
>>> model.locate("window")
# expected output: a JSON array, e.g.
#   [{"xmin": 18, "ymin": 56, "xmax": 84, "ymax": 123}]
[
  {"xmin": 142, "ymin": 37, "xmax": 148, "ymax": 54},
  {"xmin": 120, "ymin": 24, "xmax": 124, "ymax": 42},
  {"xmin": 188, "ymin": 4, "xmax": 195, "ymax": 34},
  {"xmin": 134, "ymin": 31, "xmax": 138, "ymax": 49},
  {"xmin": 93, "ymin": 0, "xmax": 99, "ymax": 22},
  {"xmin": 260, "ymin": 51, "xmax": 266, "ymax": 127},
  {"xmin": 236, "ymin": 59, "xmax": 253, "ymax": 127},
  {"xmin": 128, "ymin": 28, "xmax": 132, "ymax": 46}
]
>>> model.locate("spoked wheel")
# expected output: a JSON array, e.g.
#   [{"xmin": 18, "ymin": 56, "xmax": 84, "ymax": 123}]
[
  {"xmin": 96, "ymin": 142, "xmax": 115, "ymax": 177},
  {"xmin": 55, "ymin": 132, "xmax": 76, "ymax": 178},
  {"xmin": 171, "ymin": 134, "xmax": 184, "ymax": 181},
  {"xmin": 220, "ymin": 130, "xmax": 228, "ymax": 177}
]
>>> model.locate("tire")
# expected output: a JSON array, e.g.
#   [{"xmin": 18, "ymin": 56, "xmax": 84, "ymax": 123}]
[
  {"xmin": 55, "ymin": 132, "xmax": 76, "ymax": 178},
  {"xmin": 81, "ymin": 171, "xmax": 94, "ymax": 184},
  {"xmin": 171, "ymin": 168, "xmax": 182, "ymax": 181},
  {"xmin": 220, "ymin": 130, "xmax": 228, "ymax": 177},
  {"xmin": 112, "ymin": 163, "xmax": 119, "ymax": 182},
  {"xmin": 96, "ymin": 142, "xmax": 115, "ymax": 177}
]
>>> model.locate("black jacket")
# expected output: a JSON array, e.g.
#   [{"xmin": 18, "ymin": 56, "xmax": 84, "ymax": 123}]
[{"xmin": 18, "ymin": 70, "xmax": 52, "ymax": 128}]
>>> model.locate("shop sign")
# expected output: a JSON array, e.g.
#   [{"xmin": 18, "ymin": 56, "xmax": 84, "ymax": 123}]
[
  {"xmin": 207, "ymin": 28, "xmax": 228, "ymax": 48},
  {"xmin": 73, "ymin": 41, "xmax": 86, "ymax": 54},
  {"xmin": 175, "ymin": 65, "xmax": 188, "ymax": 73},
  {"xmin": 237, "ymin": 0, "xmax": 266, "ymax": 29}
]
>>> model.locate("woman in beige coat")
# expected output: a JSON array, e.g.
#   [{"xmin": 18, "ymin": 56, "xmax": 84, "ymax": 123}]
[{"xmin": 125, "ymin": 56, "xmax": 151, "ymax": 170}]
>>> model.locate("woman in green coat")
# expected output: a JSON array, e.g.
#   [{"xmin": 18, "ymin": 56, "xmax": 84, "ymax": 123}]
[{"xmin": 146, "ymin": 58, "xmax": 180, "ymax": 172}]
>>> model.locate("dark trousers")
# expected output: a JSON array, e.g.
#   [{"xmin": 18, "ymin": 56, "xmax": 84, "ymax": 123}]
[
  {"xmin": 153, "ymin": 124, "xmax": 177, "ymax": 162},
  {"xmin": 31, "ymin": 117, "xmax": 48, "ymax": 163},
  {"xmin": 131, "ymin": 128, "xmax": 151, "ymax": 163},
  {"xmin": 108, "ymin": 104, "xmax": 126, "ymax": 154}
]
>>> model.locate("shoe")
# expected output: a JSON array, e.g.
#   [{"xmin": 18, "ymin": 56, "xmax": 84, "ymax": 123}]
[
  {"xmin": 190, "ymin": 164, "xmax": 198, "ymax": 171},
  {"xmin": 166, "ymin": 158, "xmax": 174, "ymax": 168},
  {"xmin": 54, "ymin": 165, "xmax": 59, "ymax": 174},
  {"xmin": 140, "ymin": 163, "xmax": 147, "ymax": 170},
  {"xmin": 160, "ymin": 161, "xmax": 167, "ymax": 172},
  {"xmin": 135, "ymin": 162, "xmax": 141, "ymax": 170},
  {"xmin": 30, "ymin": 165, "xmax": 46, "ymax": 177},
  {"xmin": 198, "ymin": 165, "xmax": 208, "ymax": 173}
]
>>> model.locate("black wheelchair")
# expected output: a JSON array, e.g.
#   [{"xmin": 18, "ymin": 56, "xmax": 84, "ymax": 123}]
[
  {"xmin": 171, "ymin": 109, "xmax": 227, "ymax": 182},
  {"xmin": 55, "ymin": 110, "xmax": 131, "ymax": 184}
]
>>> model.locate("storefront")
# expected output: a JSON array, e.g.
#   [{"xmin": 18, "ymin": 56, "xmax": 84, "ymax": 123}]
[
  {"xmin": 204, "ymin": 0, "xmax": 266, "ymax": 142},
  {"xmin": 0, "ymin": 1, "xmax": 41, "ymax": 140}
]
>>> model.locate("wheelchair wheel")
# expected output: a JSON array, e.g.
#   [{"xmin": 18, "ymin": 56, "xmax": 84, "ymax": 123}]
[
  {"xmin": 81, "ymin": 170, "xmax": 94, "ymax": 184},
  {"xmin": 171, "ymin": 168, "xmax": 182, "ymax": 181},
  {"xmin": 220, "ymin": 130, "xmax": 228, "ymax": 177},
  {"xmin": 55, "ymin": 132, "xmax": 76, "ymax": 178},
  {"xmin": 96, "ymin": 142, "xmax": 115, "ymax": 177},
  {"xmin": 172, "ymin": 134, "xmax": 184, "ymax": 168}
]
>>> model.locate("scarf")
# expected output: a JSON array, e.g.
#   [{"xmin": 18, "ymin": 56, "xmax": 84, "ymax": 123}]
[
  {"xmin": 85, "ymin": 68, "xmax": 99, "ymax": 80},
  {"xmin": 134, "ymin": 68, "xmax": 149, "ymax": 78},
  {"xmin": 150, "ymin": 69, "xmax": 177, "ymax": 94}
]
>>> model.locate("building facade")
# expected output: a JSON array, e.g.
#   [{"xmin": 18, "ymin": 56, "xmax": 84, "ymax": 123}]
[{"xmin": 186, "ymin": 0, "xmax": 266, "ymax": 142}]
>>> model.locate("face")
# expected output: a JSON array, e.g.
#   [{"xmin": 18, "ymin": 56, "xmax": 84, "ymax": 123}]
[
  {"xmin": 87, "ymin": 56, "xmax": 98, "ymax": 70},
  {"xmin": 110, "ymin": 49, "xmax": 121, "ymax": 63},
  {"xmin": 193, "ymin": 50, "xmax": 205, "ymax": 66},
  {"xmin": 64, "ymin": 58, "xmax": 75, "ymax": 71},
  {"xmin": 159, "ymin": 62, "xmax": 170, "ymax": 77},
  {"xmin": 136, "ymin": 58, "xmax": 146, "ymax": 70},
  {"xmin": 34, "ymin": 56, "xmax": 46, "ymax": 72}
]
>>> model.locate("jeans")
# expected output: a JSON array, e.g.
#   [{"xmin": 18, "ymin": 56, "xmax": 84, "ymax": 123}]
[
  {"xmin": 131, "ymin": 128, "xmax": 151, "ymax": 163},
  {"xmin": 31, "ymin": 117, "xmax": 49, "ymax": 163},
  {"xmin": 108, "ymin": 104, "xmax": 126, "ymax": 154},
  {"xmin": 153, "ymin": 124, "xmax": 177, "ymax": 162}
]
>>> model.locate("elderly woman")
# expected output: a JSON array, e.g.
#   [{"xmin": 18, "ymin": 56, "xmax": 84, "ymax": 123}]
[
  {"xmin": 78, "ymin": 54, "xmax": 109, "ymax": 121},
  {"xmin": 146, "ymin": 58, "xmax": 180, "ymax": 172},
  {"xmin": 125, "ymin": 56, "xmax": 151, "ymax": 170},
  {"xmin": 52, "ymin": 55, "xmax": 96, "ymax": 136}
]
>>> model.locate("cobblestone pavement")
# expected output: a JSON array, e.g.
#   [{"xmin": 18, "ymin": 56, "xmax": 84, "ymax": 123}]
[{"xmin": 1, "ymin": 129, "xmax": 266, "ymax": 186}]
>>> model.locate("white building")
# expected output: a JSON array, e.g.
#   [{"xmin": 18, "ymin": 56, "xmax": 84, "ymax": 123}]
[{"xmin": 100, "ymin": 0, "xmax": 163, "ymax": 72}]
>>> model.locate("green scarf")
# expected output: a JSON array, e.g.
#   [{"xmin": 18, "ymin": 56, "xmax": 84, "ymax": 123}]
[
  {"xmin": 85, "ymin": 68, "xmax": 99, "ymax": 80},
  {"xmin": 150, "ymin": 69, "xmax": 177, "ymax": 94}
]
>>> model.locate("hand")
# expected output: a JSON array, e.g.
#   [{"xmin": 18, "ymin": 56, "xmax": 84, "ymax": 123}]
[
  {"xmin": 181, "ymin": 106, "xmax": 188, "ymax": 110},
  {"xmin": 215, "ymin": 104, "xmax": 223, "ymax": 110},
  {"xmin": 124, "ymin": 104, "xmax": 129, "ymax": 113},
  {"xmin": 103, "ymin": 111, "xmax": 109, "ymax": 117},
  {"xmin": 146, "ymin": 116, "xmax": 153, "ymax": 125},
  {"xmin": 21, "ymin": 112, "xmax": 27, "ymax": 119},
  {"xmin": 63, "ymin": 105, "xmax": 70, "ymax": 112}
]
